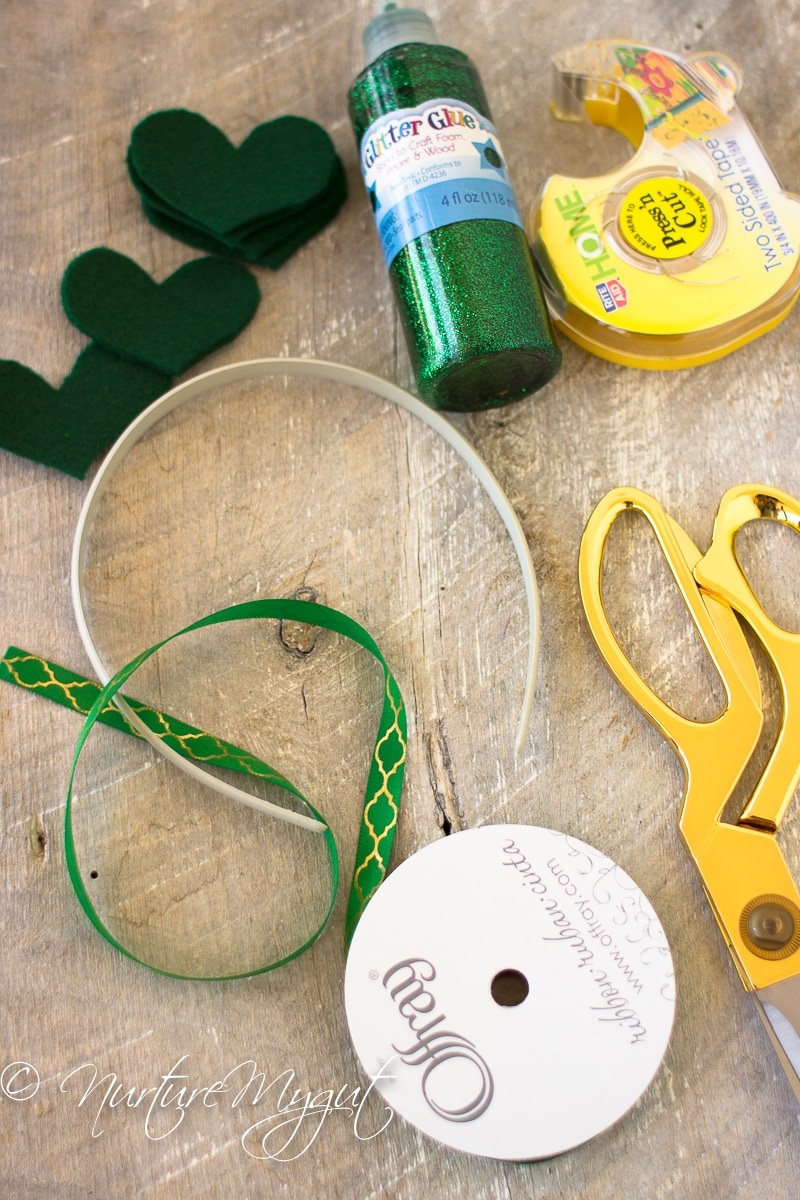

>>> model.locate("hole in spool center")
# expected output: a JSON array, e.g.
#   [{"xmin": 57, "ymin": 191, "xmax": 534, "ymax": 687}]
[{"xmin": 491, "ymin": 968, "xmax": 529, "ymax": 1007}]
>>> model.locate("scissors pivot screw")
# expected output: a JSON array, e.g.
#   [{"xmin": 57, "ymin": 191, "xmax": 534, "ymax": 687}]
[
  {"xmin": 741, "ymin": 896, "xmax": 800, "ymax": 959},
  {"xmin": 579, "ymin": 484, "xmax": 800, "ymax": 1099}
]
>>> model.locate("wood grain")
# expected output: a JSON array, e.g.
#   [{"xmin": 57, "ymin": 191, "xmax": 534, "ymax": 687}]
[{"xmin": 3, "ymin": 1, "xmax": 800, "ymax": 1196}]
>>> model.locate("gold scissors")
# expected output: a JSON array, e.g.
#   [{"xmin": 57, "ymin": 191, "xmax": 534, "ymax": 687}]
[{"xmin": 579, "ymin": 484, "xmax": 800, "ymax": 1101}]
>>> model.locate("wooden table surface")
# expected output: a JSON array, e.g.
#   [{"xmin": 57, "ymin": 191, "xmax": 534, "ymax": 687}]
[{"xmin": 3, "ymin": 1, "xmax": 800, "ymax": 1196}]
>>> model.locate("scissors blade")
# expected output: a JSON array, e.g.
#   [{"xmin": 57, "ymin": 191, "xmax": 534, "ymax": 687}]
[{"xmin": 753, "ymin": 975, "xmax": 800, "ymax": 1101}]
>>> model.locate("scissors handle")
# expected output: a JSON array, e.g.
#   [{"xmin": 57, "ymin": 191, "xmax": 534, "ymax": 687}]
[
  {"xmin": 697, "ymin": 485, "xmax": 800, "ymax": 830},
  {"xmin": 579, "ymin": 486, "xmax": 800, "ymax": 992},
  {"xmin": 578, "ymin": 486, "xmax": 763, "ymax": 802}
]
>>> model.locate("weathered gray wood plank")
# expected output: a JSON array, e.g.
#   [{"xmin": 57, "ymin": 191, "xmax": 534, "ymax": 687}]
[{"xmin": 2, "ymin": 1, "xmax": 800, "ymax": 1196}]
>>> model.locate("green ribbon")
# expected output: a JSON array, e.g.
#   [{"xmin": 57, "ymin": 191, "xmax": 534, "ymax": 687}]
[{"xmin": 1, "ymin": 598, "xmax": 406, "ymax": 979}]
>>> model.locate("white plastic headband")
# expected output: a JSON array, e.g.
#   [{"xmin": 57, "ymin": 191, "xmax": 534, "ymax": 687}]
[{"xmin": 71, "ymin": 358, "xmax": 540, "ymax": 832}]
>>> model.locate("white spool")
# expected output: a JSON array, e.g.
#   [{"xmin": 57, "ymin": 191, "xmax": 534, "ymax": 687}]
[{"xmin": 344, "ymin": 824, "xmax": 675, "ymax": 1160}]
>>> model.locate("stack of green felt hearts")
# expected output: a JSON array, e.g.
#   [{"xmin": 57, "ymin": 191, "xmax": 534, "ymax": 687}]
[{"xmin": 127, "ymin": 110, "xmax": 347, "ymax": 267}]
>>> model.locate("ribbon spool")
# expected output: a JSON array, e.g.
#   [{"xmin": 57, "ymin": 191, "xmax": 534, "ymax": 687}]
[{"xmin": 345, "ymin": 824, "xmax": 675, "ymax": 1159}]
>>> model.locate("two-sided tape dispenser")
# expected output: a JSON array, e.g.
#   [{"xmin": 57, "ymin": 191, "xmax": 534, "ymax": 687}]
[{"xmin": 528, "ymin": 41, "xmax": 800, "ymax": 368}]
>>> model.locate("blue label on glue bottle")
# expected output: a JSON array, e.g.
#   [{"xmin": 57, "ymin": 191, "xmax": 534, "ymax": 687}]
[{"xmin": 360, "ymin": 97, "xmax": 525, "ymax": 266}]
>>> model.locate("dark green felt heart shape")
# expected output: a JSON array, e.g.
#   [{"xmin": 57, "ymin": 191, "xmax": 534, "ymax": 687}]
[
  {"xmin": 60, "ymin": 249, "xmax": 261, "ymax": 375},
  {"xmin": 139, "ymin": 169, "xmax": 347, "ymax": 269},
  {"xmin": 0, "ymin": 344, "xmax": 171, "ymax": 478},
  {"xmin": 128, "ymin": 151, "xmax": 346, "ymax": 243},
  {"xmin": 129, "ymin": 110, "xmax": 341, "ymax": 237}
]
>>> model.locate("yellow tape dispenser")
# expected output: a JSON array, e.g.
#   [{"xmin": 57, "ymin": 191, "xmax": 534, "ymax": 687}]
[{"xmin": 528, "ymin": 41, "xmax": 800, "ymax": 368}]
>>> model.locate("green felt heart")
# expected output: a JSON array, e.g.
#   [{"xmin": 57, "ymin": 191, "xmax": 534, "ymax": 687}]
[
  {"xmin": 129, "ymin": 110, "xmax": 342, "ymax": 237},
  {"xmin": 60, "ymin": 249, "xmax": 261, "ymax": 375},
  {"xmin": 138, "ymin": 202, "xmax": 308, "ymax": 269},
  {"xmin": 128, "ymin": 152, "xmax": 346, "ymax": 241},
  {"xmin": 138, "ymin": 164, "xmax": 347, "ymax": 268},
  {"xmin": 0, "ymin": 344, "xmax": 171, "ymax": 478}
]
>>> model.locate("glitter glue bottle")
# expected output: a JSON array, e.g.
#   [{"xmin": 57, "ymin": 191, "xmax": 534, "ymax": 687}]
[{"xmin": 348, "ymin": 3, "xmax": 561, "ymax": 412}]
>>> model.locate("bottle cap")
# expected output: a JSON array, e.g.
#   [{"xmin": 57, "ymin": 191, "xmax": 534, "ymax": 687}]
[{"xmin": 363, "ymin": 3, "xmax": 438, "ymax": 63}]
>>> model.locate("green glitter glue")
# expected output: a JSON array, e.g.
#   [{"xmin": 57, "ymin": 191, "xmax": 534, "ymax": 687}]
[{"xmin": 348, "ymin": 3, "xmax": 561, "ymax": 412}]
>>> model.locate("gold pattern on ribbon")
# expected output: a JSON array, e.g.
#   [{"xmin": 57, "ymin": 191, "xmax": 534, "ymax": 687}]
[
  {"xmin": 346, "ymin": 673, "xmax": 406, "ymax": 941},
  {"xmin": 0, "ymin": 648, "xmax": 289, "ymax": 788}
]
